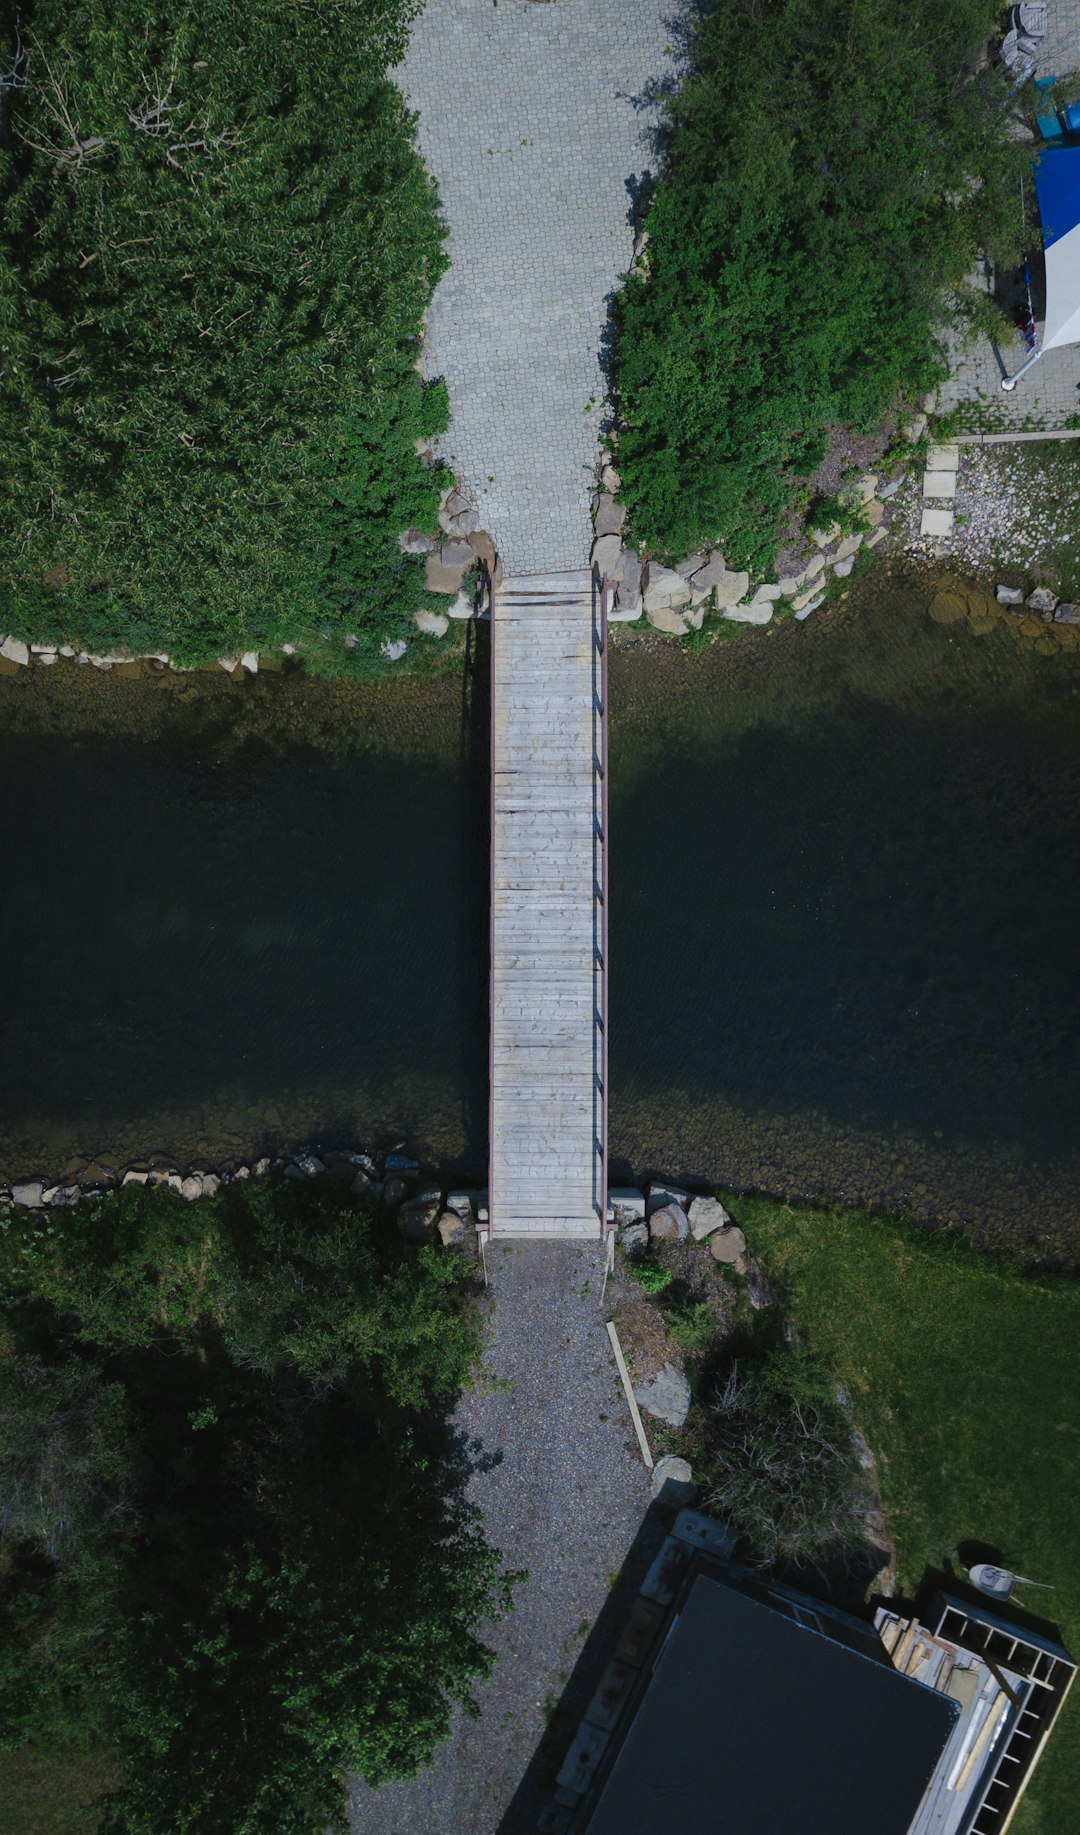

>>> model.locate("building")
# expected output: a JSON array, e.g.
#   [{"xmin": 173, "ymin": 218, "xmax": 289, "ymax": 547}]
[{"xmin": 544, "ymin": 1513, "xmax": 1074, "ymax": 1835}]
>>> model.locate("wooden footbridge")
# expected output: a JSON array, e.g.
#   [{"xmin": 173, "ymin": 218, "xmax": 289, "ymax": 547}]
[{"xmin": 487, "ymin": 570, "xmax": 610, "ymax": 1237}]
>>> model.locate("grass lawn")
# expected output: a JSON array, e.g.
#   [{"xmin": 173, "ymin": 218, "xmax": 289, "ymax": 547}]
[{"xmin": 724, "ymin": 1194, "xmax": 1080, "ymax": 1835}]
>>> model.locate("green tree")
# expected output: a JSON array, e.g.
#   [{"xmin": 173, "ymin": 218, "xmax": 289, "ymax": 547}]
[
  {"xmin": 612, "ymin": 0, "xmax": 1031, "ymax": 574},
  {"xmin": 0, "ymin": 1182, "xmax": 509, "ymax": 1830},
  {"xmin": 0, "ymin": 0, "xmax": 449, "ymax": 669}
]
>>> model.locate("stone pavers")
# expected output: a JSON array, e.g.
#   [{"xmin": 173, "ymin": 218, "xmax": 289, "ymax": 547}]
[{"xmin": 393, "ymin": 0, "xmax": 678, "ymax": 576}]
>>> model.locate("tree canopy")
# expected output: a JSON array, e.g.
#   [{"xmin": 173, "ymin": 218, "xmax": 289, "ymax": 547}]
[
  {"xmin": 0, "ymin": 1180, "xmax": 507, "ymax": 1832},
  {"xmin": 612, "ymin": 0, "xmax": 1032, "ymax": 573},
  {"xmin": 0, "ymin": 0, "xmax": 448, "ymax": 667}
]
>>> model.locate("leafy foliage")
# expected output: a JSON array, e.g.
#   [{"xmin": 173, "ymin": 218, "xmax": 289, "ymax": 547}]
[
  {"xmin": 612, "ymin": 0, "xmax": 1031, "ymax": 573},
  {"xmin": 0, "ymin": 0, "xmax": 448, "ymax": 669},
  {"xmin": 702, "ymin": 1345, "xmax": 870, "ymax": 1566},
  {"xmin": 0, "ymin": 1181, "xmax": 507, "ymax": 1831}
]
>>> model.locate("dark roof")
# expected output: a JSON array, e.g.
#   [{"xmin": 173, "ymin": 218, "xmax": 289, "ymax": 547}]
[{"xmin": 584, "ymin": 1573, "xmax": 959, "ymax": 1835}]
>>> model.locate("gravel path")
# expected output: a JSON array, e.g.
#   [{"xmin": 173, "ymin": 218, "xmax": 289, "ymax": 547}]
[
  {"xmin": 393, "ymin": 0, "xmax": 678, "ymax": 575},
  {"xmin": 348, "ymin": 1240, "xmax": 653, "ymax": 1835},
  {"xmin": 896, "ymin": 439, "xmax": 1080, "ymax": 580}
]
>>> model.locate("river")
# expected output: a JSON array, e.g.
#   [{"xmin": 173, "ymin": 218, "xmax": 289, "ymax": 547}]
[{"xmin": 2, "ymin": 566, "xmax": 1078, "ymax": 1258}]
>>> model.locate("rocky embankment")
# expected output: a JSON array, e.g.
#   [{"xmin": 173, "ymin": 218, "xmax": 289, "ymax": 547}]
[{"xmin": 1, "ymin": 1143, "xmax": 485, "ymax": 1249}]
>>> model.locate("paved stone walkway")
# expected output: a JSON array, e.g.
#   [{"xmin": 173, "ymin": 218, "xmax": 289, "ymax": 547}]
[{"xmin": 393, "ymin": 0, "xmax": 678, "ymax": 575}]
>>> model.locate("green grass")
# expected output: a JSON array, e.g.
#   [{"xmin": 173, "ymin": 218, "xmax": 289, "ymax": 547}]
[{"xmin": 723, "ymin": 1193, "xmax": 1080, "ymax": 1834}]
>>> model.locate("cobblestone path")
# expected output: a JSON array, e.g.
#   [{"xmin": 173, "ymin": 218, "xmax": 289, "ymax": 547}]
[{"xmin": 394, "ymin": 0, "xmax": 678, "ymax": 575}]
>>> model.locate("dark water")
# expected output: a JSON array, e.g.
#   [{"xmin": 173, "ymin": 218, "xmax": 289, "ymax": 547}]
[
  {"xmin": 0, "ymin": 653, "xmax": 489, "ymax": 1181},
  {"xmin": 609, "ymin": 568, "xmax": 1080, "ymax": 1258},
  {"xmin": 2, "ymin": 568, "xmax": 1079, "ymax": 1257}
]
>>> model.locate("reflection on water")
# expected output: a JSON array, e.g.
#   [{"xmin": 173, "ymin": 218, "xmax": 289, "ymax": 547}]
[
  {"xmin": 2, "ymin": 566, "xmax": 1079, "ymax": 1259},
  {"xmin": 0, "ymin": 653, "xmax": 489, "ymax": 1181},
  {"xmin": 609, "ymin": 565, "xmax": 1080, "ymax": 1260}
]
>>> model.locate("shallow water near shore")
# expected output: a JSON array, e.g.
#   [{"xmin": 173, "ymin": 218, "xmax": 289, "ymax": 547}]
[
  {"xmin": 2, "ymin": 565, "xmax": 1079, "ymax": 1258},
  {"xmin": 609, "ymin": 565, "xmax": 1080, "ymax": 1260}
]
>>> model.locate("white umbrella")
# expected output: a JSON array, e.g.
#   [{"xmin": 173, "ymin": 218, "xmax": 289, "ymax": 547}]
[{"xmin": 1003, "ymin": 146, "xmax": 1080, "ymax": 387}]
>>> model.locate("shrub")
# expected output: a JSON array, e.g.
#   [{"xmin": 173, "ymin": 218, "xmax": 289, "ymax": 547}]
[
  {"xmin": 0, "ymin": 0, "xmax": 447, "ymax": 669},
  {"xmin": 702, "ymin": 1345, "xmax": 870, "ymax": 1566},
  {"xmin": 612, "ymin": 0, "xmax": 1031, "ymax": 575}
]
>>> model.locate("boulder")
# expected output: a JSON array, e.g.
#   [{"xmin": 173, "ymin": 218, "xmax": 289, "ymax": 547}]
[
  {"xmin": 445, "ymin": 1190, "xmax": 477, "ymax": 1220},
  {"xmin": 181, "ymin": 1175, "xmax": 203, "ymax": 1201},
  {"xmin": 594, "ymin": 494, "xmax": 626, "ymax": 538},
  {"xmin": 708, "ymin": 1224, "xmax": 748, "ymax": 1265},
  {"xmin": 12, "ymin": 1179, "xmax": 44, "ymax": 1207},
  {"xmin": 650, "ymin": 1454, "xmax": 697, "ymax": 1507},
  {"xmin": 684, "ymin": 604, "xmax": 706, "ymax": 630},
  {"xmin": 811, "ymin": 521, "xmax": 841, "ymax": 549},
  {"xmin": 444, "ymin": 506, "xmax": 480, "ymax": 536},
  {"xmin": 610, "ymin": 1186, "xmax": 646, "ymax": 1220},
  {"xmin": 643, "ymin": 563, "xmax": 691, "ymax": 612},
  {"xmin": 385, "ymin": 1153, "xmax": 420, "ymax": 1173},
  {"xmin": 865, "ymin": 528, "xmax": 887, "ymax": 550},
  {"xmin": 1054, "ymin": 602, "xmax": 1080, "ymax": 624},
  {"xmin": 834, "ymin": 534, "xmax": 863, "ymax": 562},
  {"xmin": 34, "ymin": 652, "xmax": 58, "ymax": 665},
  {"xmin": 398, "ymin": 1198, "xmax": 439, "ymax": 1242},
  {"xmin": 877, "ymin": 473, "xmax": 905, "ymax": 500},
  {"xmin": 592, "ymin": 532, "xmax": 624, "ymax": 576},
  {"xmin": 864, "ymin": 499, "xmax": 885, "ymax": 527},
  {"xmin": 414, "ymin": 609, "xmax": 449, "ymax": 637},
  {"xmin": 776, "ymin": 576, "xmax": 801, "ymax": 598},
  {"xmin": 1027, "ymin": 586, "xmax": 1058, "ymax": 615},
  {"xmin": 122, "ymin": 1170, "xmax": 149, "ymax": 1186},
  {"xmin": 647, "ymin": 604, "xmax": 689, "ymax": 636},
  {"xmin": 601, "ymin": 463, "xmax": 621, "ymax": 493},
  {"xmin": 201, "ymin": 1174, "xmax": 221, "ymax": 1198},
  {"xmin": 687, "ymin": 1195, "xmax": 732, "ymax": 1241},
  {"xmin": 633, "ymin": 1363, "xmax": 691, "ymax": 1428},
  {"xmin": 745, "ymin": 1258, "xmax": 779, "ymax": 1310},
  {"xmin": 647, "ymin": 1185, "xmax": 688, "ymax": 1216},
  {"xmin": 437, "ymin": 1209, "xmax": 470, "ymax": 1247},
  {"xmin": 690, "ymin": 554, "xmax": 728, "ymax": 592},
  {"xmin": 722, "ymin": 601, "xmax": 773, "ymax": 625},
  {"xmin": 43, "ymin": 1184, "xmax": 80, "ymax": 1206},
  {"xmin": 619, "ymin": 1220, "xmax": 649, "ymax": 1256},
  {"xmin": 295, "ymin": 1154, "xmax": 326, "ymax": 1179},
  {"xmin": 253, "ymin": 1157, "xmax": 271, "ymax": 1176},
  {"xmin": 467, "ymin": 529, "xmax": 497, "ymax": 571},
  {"xmin": 995, "ymin": 584, "xmax": 1024, "ymax": 604},
  {"xmin": 853, "ymin": 472, "xmax": 878, "ymax": 503},
  {"xmin": 352, "ymin": 1171, "xmax": 379, "ymax": 1199},
  {"xmin": 218, "ymin": 656, "xmax": 239, "ymax": 673},
  {"xmin": 675, "ymin": 551, "xmax": 708, "ymax": 579},
  {"xmin": 382, "ymin": 1175, "xmax": 409, "ymax": 1209},
  {"xmin": 648, "ymin": 1202, "xmax": 688, "ymax": 1243},
  {"xmin": 0, "ymin": 636, "xmax": 29, "ymax": 666},
  {"xmin": 750, "ymin": 583, "xmax": 784, "ymax": 603},
  {"xmin": 239, "ymin": 651, "xmax": 258, "ymax": 674},
  {"xmin": 712, "ymin": 569, "xmax": 751, "ymax": 609},
  {"xmin": 797, "ymin": 553, "xmax": 826, "ymax": 586},
  {"xmin": 612, "ymin": 550, "xmax": 642, "ymax": 618},
  {"xmin": 833, "ymin": 556, "xmax": 855, "ymax": 578},
  {"xmin": 398, "ymin": 529, "xmax": 437, "ymax": 554},
  {"xmin": 439, "ymin": 539, "xmax": 473, "ymax": 570},
  {"xmin": 610, "ymin": 591, "xmax": 643, "ymax": 622},
  {"xmin": 425, "ymin": 553, "xmax": 467, "ymax": 595},
  {"xmin": 446, "ymin": 591, "xmax": 475, "ymax": 620},
  {"xmin": 795, "ymin": 593, "xmax": 826, "ymax": 620},
  {"xmin": 381, "ymin": 639, "xmax": 408, "ymax": 662}
]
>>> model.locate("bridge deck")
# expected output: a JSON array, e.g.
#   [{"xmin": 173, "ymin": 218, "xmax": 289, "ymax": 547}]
[{"xmin": 489, "ymin": 572, "xmax": 607, "ymax": 1236}]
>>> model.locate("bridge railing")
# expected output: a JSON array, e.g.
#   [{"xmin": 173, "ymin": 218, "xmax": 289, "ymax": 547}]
[{"xmin": 595, "ymin": 570, "xmax": 612, "ymax": 1237}]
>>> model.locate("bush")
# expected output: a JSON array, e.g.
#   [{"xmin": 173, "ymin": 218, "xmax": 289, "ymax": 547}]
[
  {"xmin": 0, "ymin": 0, "xmax": 447, "ymax": 669},
  {"xmin": 702, "ymin": 1345, "xmax": 869, "ymax": 1566},
  {"xmin": 0, "ymin": 1182, "xmax": 509, "ymax": 1831},
  {"xmin": 612, "ymin": 0, "xmax": 1031, "ymax": 575}
]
